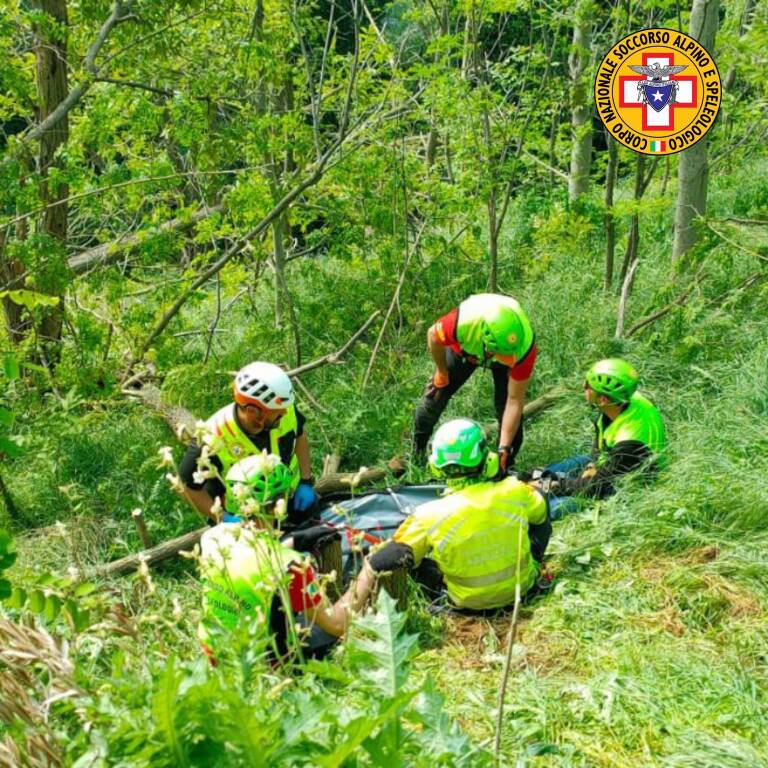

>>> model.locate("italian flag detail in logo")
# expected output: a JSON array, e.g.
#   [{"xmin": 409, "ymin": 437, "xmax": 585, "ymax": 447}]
[{"xmin": 650, "ymin": 140, "xmax": 666, "ymax": 153}]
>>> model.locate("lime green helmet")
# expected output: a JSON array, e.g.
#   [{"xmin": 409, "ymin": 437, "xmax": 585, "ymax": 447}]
[
  {"xmin": 479, "ymin": 307, "xmax": 525, "ymax": 356},
  {"xmin": 429, "ymin": 419, "xmax": 489, "ymax": 478},
  {"xmin": 225, "ymin": 454, "xmax": 293, "ymax": 515},
  {"xmin": 585, "ymin": 358, "xmax": 639, "ymax": 404}
]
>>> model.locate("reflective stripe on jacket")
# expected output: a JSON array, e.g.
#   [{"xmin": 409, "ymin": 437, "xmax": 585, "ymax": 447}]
[
  {"xmin": 394, "ymin": 477, "xmax": 547, "ymax": 609},
  {"xmin": 203, "ymin": 404, "xmax": 301, "ymax": 491},
  {"xmin": 197, "ymin": 524, "xmax": 301, "ymax": 649}
]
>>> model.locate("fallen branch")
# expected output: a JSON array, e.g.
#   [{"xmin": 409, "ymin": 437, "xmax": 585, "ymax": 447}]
[
  {"xmin": 714, "ymin": 217, "xmax": 768, "ymax": 226},
  {"xmin": 627, "ymin": 269, "xmax": 765, "ymax": 338},
  {"xmin": 68, "ymin": 205, "xmax": 222, "ymax": 275},
  {"xmin": 626, "ymin": 271, "xmax": 706, "ymax": 338},
  {"xmin": 286, "ymin": 311, "xmax": 381, "ymax": 377},
  {"xmin": 97, "ymin": 528, "xmax": 204, "ymax": 577}
]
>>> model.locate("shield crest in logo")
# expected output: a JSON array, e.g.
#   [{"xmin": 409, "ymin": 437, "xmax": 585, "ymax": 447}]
[{"xmin": 641, "ymin": 81, "xmax": 675, "ymax": 112}]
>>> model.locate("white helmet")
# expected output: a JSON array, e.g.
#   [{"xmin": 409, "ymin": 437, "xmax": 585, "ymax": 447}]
[{"xmin": 233, "ymin": 362, "xmax": 294, "ymax": 410}]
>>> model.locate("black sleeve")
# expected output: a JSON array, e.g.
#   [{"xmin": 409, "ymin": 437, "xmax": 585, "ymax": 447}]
[
  {"xmin": 179, "ymin": 443, "xmax": 224, "ymax": 490},
  {"xmin": 529, "ymin": 518, "xmax": 552, "ymax": 563},
  {"xmin": 369, "ymin": 542, "xmax": 415, "ymax": 573},
  {"xmin": 556, "ymin": 440, "xmax": 651, "ymax": 499},
  {"xmin": 295, "ymin": 407, "xmax": 306, "ymax": 437}
]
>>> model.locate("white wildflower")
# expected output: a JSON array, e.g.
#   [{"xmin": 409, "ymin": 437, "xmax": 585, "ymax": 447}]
[
  {"xmin": 165, "ymin": 473, "xmax": 184, "ymax": 493},
  {"xmin": 274, "ymin": 498, "xmax": 287, "ymax": 522},
  {"xmin": 157, "ymin": 446, "xmax": 174, "ymax": 467},
  {"xmin": 192, "ymin": 468, "xmax": 214, "ymax": 485},
  {"xmin": 137, "ymin": 554, "xmax": 156, "ymax": 594},
  {"xmin": 194, "ymin": 419, "xmax": 211, "ymax": 443},
  {"xmin": 241, "ymin": 499, "xmax": 260, "ymax": 518}
]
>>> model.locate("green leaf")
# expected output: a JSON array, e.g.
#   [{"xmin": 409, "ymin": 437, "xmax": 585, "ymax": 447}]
[
  {"xmin": 0, "ymin": 407, "xmax": 13, "ymax": 427},
  {"xmin": 0, "ymin": 530, "xmax": 16, "ymax": 571},
  {"xmin": 0, "ymin": 289, "xmax": 60, "ymax": 309},
  {"xmin": 3, "ymin": 355, "xmax": 19, "ymax": 381},
  {"xmin": 0, "ymin": 578, "xmax": 10, "ymax": 600},
  {"xmin": 28, "ymin": 589, "xmax": 45, "ymax": 612},
  {"xmin": 74, "ymin": 581, "xmax": 98, "ymax": 598},
  {"xmin": 65, "ymin": 599, "xmax": 92, "ymax": 632},
  {"xmin": 44, "ymin": 593, "xmax": 62, "ymax": 621},
  {"xmin": 7, "ymin": 586, "xmax": 27, "ymax": 608},
  {"xmin": 0, "ymin": 435, "xmax": 21, "ymax": 458},
  {"xmin": 152, "ymin": 658, "xmax": 190, "ymax": 768},
  {"xmin": 527, "ymin": 742, "xmax": 561, "ymax": 756},
  {"xmin": 347, "ymin": 591, "xmax": 419, "ymax": 698}
]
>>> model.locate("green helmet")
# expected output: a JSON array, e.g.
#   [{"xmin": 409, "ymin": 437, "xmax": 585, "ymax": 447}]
[
  {"xmin": 225, "ymin": 453, "xmax": 294, "ymax": 515},
  {"xmin": 585, "ymin": 358, "xmax": 639, "ymax": 404},
  {"xmin": 429, "ymin": 419, "xmax": 489, "ymax": 478},
  {"xmin": 479, "ymin": 307, "xmax": 525, "ymax": 356}
]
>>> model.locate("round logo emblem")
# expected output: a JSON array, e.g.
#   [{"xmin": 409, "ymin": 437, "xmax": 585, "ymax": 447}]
[
  {"xmin": 595, "ymin": 28, "xmax": 721, "ymax": 156},
  {"xmin": 232, "ymin": 444, "xmax": 243, "ymax": 457}
]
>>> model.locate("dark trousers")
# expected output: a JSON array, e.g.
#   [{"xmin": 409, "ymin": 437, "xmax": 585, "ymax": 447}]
[{"xmin": 412, "ymin": 348, "xmax": 523, "ymax": 460}]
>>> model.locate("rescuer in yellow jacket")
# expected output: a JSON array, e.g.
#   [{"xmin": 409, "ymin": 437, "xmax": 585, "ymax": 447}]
[
  {"xmin": 180, "ymin": 361, "xmax": 318, "ymax": 528},
  {"xmin": 370, "ymin": 418, "xmax": 551, "ymax": 610}
]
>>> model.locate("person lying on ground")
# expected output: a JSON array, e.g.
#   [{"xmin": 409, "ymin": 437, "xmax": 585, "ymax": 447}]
[
  {"xmin": 179, "ymin": 361, "xmax": 318, "ymax": 528},
  {"xmin": 532, "ymin": 358, "xmax": 666, "ymax": 520},
  {"xmin": 371, "ymin": 418, "xmax": 551, "ymax": 611},
  {"xmin": 413, "ymin": 293, "xmax": 537, "ymax": 474},
  {"xmin": 198, "ymin": 454, "xmax": 376, "ymax": 665}
]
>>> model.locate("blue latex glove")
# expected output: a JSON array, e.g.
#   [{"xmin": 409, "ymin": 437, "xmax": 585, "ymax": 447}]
[
  {"xmin": 222, "ymin": 512, "xmax": 241, "ymax": 523},
  {"xmin": 292, "ymin": 480, "xmax": 318, "ymax": 513}
]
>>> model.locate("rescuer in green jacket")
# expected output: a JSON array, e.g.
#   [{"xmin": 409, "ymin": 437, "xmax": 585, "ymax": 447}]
[
  {"xmin": 371, "ymin": 418, "xmax": 551, "ymax": 610},
  {"xmin": 198, "ymin": 454, "xmax": 376, "ymax": 664},
  {"xmin": 537, "ymin": 358, "xmax": 667, "ymax": 520},
  {"xmin": 413, "ymin": 294, "xmax": 537, "ymax": 473}
]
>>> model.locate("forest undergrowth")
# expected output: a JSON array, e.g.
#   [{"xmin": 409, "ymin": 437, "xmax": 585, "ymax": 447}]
[{"xmin": 2, "ymin": 149, "xmax": 768, "ymax": 766}]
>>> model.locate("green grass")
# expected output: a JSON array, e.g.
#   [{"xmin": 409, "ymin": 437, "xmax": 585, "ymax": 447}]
[{"xmin": 3, "ymin": 155, "xmax": 768, "ymax": 766}]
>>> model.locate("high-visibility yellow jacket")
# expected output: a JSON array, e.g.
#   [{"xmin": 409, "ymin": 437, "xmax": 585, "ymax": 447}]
[
  {"xmin": 203, "ymin": 404, "xmax": 301, "ymax": 491},
  {"xmin": 394, "ymin": 477, "xmax": 547, "ymax": 609},
  {"xmin": 197, "ymin": 523, "xmax": 320, "ymax": 654}
]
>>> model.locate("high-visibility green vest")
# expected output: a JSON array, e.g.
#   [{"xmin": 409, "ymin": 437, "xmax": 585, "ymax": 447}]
[
  {"xmin": 197, "ymin": 523, "xmax": 308, "ymax": 650},
  {"xmin": 455, "ymin": 294, "xmax": 534, "ymax": 362},
  {"xmin": 597, "ymin": 392, "xmax": 667, "ymax": 468},
  {"xmin": 203, "ymin": 404, "xmax": 301, "ymax": 491},
  {"xmin": 394, "ymin": 477, "xmax": 547, "ymax": 609}
]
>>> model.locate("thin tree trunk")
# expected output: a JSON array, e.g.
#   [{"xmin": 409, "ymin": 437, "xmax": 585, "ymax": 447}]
[
  {"xmin": 603, "ymin": 134, "xmax": 618, "ymax": 290},
  {"xmin": 567, "ymin": 0, "xmax": 593, "ymax": 203},
  {"xmin": 672, "ymin": 0, "xmax": 720, "ymax": 261},
  {"xmin": 0, "ymin": 224, "xmax": 29, "ymax": 342},
  {"xmin": 660, "ymin": 155, "xmax": 671, "ymax": 196},
  {"xmin": 488, "ymin": 185, "xmax": 498, "ymax": 292},
  {"xmin": 34, "ymin": 0, "xmax": 69, "ymax": 364},
  {"xmin": 618, "ymin": 154, "xmax": 645, "ymax": 288},
  {"xmin": 273, "ymin": 215, "xmax": 286, "ymax": 326}
]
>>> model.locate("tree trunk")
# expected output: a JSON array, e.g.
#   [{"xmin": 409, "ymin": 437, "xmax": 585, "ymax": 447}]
[
  {"xmin": 567, "ymin": 0, "xmax": 593, "ymax": 203},
  {"xmin": 487, "ymin": 186, "xmax": 498, "ymax": 292},
  {"xmin": 618, "ymin": 154, "xmax": 645, "ymax": 288},
  {"xmin": 672, "ymin": 0, "xmax": 720, "ymax": 261},
  {"xmin": 272, "ymin": 215, "xmax": 286, "ymax": 326},
  {"xmin": 0, "ymin": 224, "xmax": 30, "ymax": 343},
  {"xmin": 34, "ymin": 0, "xmax": 69, "ymax": 363},
  {"xmin": 603, "ymin": 134, "xmax": 618, "ymax": 290}
]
